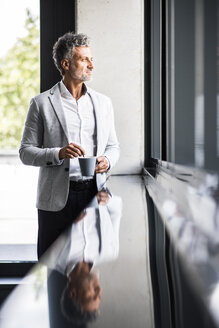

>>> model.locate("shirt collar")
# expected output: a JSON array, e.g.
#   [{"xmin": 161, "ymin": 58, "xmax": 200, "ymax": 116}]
[{"xmin": 59, "ymin": 80, "xmax": 87, "ymax": 99}]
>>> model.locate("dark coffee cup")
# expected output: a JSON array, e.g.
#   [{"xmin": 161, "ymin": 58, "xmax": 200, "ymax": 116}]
[{"xmin": 78, "ymin": 156, "xmax": 96, "ymax": 177}]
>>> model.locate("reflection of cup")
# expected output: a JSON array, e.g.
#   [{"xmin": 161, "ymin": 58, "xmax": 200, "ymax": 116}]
[{"xmin": 78, "ymin": 156, "xmax": 96, "ymax": 177}]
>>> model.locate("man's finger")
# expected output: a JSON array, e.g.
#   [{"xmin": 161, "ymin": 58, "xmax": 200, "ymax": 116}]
[
  {"xmin": 66, "ymin": 148, "xmax": 81, "ymax": 157},
  {"xmin": 96, "ymin": 167, "xmax": 107, "ymax": 173},
  {"xmin": 95, "ymin": 164, "xmax": 104, "ymax": 171},
  {"xmin": 68, "ymin": 146, "xmax": 81, "ymax": 156},
  {"xmin": 97, "ymin": 162, "xmax": 105, "ymax": 168},
  {"xmin": 70, "ymin": 143, "xmax": 85, "ymax": 156},
  {"xmin": 96, "ymin": 162, "xmax": 107, "ymax": 168}
]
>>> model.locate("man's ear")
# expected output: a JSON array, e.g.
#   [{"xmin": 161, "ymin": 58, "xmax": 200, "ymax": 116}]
[
  {"xmin": 69, "ymin": 287, "xmax": 76, "ymax": 298},
  {"xmin": 61, "ymin": 59, "xmax": 70, "ymax": 72}
]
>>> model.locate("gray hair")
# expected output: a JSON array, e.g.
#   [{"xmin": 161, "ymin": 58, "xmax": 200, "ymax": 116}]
[
  {"xmin": 53, "ymin": 32, "xmax": 90, "ymax": 76},
  {"xmin": 60, "ymin": 284, "xmax": 98, "ymax": 325}
]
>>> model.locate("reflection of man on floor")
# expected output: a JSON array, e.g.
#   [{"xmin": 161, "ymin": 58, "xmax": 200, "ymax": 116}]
[
  {"xmin": 61, "ymin": 261, "xmax": 101, "ymax": 324},
  {"xmin": 19, "ymin": 33, "xmax": 120, "ymax": 258},
  {"xmin": 45, "ymin": 192, "xmax": 122, "ymax": 325}
]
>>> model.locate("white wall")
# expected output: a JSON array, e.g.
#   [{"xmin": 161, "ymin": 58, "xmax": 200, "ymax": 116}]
[{"xmin": 76, "ymin": 0, "xmax": 144, "ymax": 174}]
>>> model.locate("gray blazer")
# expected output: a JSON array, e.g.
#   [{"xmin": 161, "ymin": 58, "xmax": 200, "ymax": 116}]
[{"xmin": 19, "ymin": 82, "xmax": 120, "ymax": 211}]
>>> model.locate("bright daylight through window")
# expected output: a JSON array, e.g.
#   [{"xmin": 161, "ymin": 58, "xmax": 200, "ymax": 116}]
[{"xmin": 0, "ymin": 0, "xmax": 40, "ymax": 260}]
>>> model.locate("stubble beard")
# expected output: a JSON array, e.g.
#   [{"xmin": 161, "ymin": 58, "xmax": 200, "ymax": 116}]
[
  {"xmin": 71, "ymin": 69, "xmax": 93, "ymax": 82},
  {"xmin": 81, "ymin": 74, "xmax": 93, "ymax": 82}
]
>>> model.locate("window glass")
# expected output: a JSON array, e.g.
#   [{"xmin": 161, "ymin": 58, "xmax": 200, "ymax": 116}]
[
  {"xmin": 0, "ymin": 0, "xmax": 39, "ymax": 260},
  {"xmin": 217, "ymin": 1, "xmax": 219, "ymax": 161},
  {"xmin": 172, "ymin": 0, "xmax": 195, "ymax": 166},
  {"xmin": 0, "ymin": 1, "xmax": 40, "ymax": 150},
  {"xmin": 203, "ymin": 0, "xmax": 219, "ymax": 171},
  {"xmin": 165, "ymin": 0, "xmax": 219, "ymax": 172},
  {"xmin": 151, "ymin": 0, "xmax": 161, "ymax": 159}
]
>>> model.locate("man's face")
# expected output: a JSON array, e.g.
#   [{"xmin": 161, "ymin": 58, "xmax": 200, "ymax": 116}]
[
  {"xmin": 69, "ymin": 46, "xmax": 94, "ymax": 82},
  {"xmin": 71, "ymin": 272, "xmax": 102, "ymax": 312}
]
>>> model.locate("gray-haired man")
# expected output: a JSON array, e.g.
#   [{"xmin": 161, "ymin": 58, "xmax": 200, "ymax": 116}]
[{"xmin": 19, "ymin": 33, "xmax": 120, "ymax": 257}]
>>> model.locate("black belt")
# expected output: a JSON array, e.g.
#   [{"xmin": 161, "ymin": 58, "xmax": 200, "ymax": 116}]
[{"xmin": 69, "ymin": 179, "xmax": 96, "ymax": 191}]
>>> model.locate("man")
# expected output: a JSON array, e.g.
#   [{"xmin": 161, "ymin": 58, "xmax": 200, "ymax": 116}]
[
  {"xmin": 45, "ymin": 190, "xmax": 122, "ymax": 325},
  {"xmin": 48, "ymin": 264, "xmax": 100, "ymax": 327},
  {"xmin": 61, "ymin": 262, "xmax": 101, "ymax": 324},
  {"xmin": 19, "ymin": 33, "xmax": 120, "ymax": 258}
]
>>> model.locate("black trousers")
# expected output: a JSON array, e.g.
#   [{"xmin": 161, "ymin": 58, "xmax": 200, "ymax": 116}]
[{"xmin": 37, "ymin": 182, "xmax": 97, "ymax": 258}]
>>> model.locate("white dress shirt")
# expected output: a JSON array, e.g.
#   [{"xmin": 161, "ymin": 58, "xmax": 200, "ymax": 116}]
[
  {"xmin": 59, "ymin": 81, "xmax": 97, "ymax": 180},
  {"xmin": 44, "ymin": 195, "xmax": 122, "ymax": 276}
]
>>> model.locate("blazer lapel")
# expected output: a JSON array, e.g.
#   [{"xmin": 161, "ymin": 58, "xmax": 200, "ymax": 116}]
[
  {"xmin": 87, "ymin": 88, "xmax": 102, "ymax": 156},
  {"xmin": 48, "ymin": 82, "xmax": 69, "ymax": 142}
]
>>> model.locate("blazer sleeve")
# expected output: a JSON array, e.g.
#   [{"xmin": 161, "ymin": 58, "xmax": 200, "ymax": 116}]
[
  {"xmin": 19, "ymin": 98, "xmax": 63, "ymax": 167},
  {"xmin": 103, "ymin": 99, "xmax": 120, "ymax": 169}
]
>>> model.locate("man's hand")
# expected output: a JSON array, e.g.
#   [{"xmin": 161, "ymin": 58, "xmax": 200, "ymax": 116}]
[
  {"xmin": 95, "ymin": 156, "xmax": 109, "ymax": 173},
  {"xmin": 97, "ymin": 191, "xmax": 110, "ymax": 205},
  {"xmin": 59, "ymin": 143, "xmax": 85, "ymax": 160}
]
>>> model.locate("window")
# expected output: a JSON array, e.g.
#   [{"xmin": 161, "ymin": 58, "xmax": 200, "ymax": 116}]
[
  {"xmin": 145, "ymin": 1, "xmax": 219, "ymax": 326},
  {"xmin": 147, "ymin": 0, "xmax": 219, "ymax": 172},
  {"xmin": 0, "ymin": 1, "xmax": 40, "ymax": 261},
  {"xmin": 0, "ymin": 1, "xmax": 40, "ymax": 150}
]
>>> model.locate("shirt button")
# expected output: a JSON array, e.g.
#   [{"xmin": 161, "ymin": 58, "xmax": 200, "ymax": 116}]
[{"xmin": 65, "ymin": 168, "xmax": 69, "ymax": 172}]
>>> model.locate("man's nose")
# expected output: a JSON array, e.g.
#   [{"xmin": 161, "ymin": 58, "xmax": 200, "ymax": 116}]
[
  {"xmin": 88, "ymin": 60, "xmax": 94, "ymax": 69},
  {"xmin": 96, "ymin": 285, "xmax": 102, "ymax": 296}
]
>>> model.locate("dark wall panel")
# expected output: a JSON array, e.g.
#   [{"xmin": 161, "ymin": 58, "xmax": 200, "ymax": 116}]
[{"xmin": 40, "ymin": 0, "xmax": 76, "ymax": 92}]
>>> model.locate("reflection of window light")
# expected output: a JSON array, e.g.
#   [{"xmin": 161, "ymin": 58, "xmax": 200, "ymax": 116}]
[
  {"xmin": 195, "ymin": 95, "xmax": 204, "ymax": 167},
  {"xmin": 0, "ymin": 266, "xmax": 49, "ymax": 327},
  {"xmin": 209, "ymin": 283, "xmax": 219, "ymax": 325},
  {"xmin": 194, "ymin": 0, "xmax": 204, "ymax": 168}
]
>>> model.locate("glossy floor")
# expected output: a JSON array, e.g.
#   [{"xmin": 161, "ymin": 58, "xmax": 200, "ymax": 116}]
[{"xmin": 0, "ymin": 175, "xmax": 154, "ymax": 328}]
